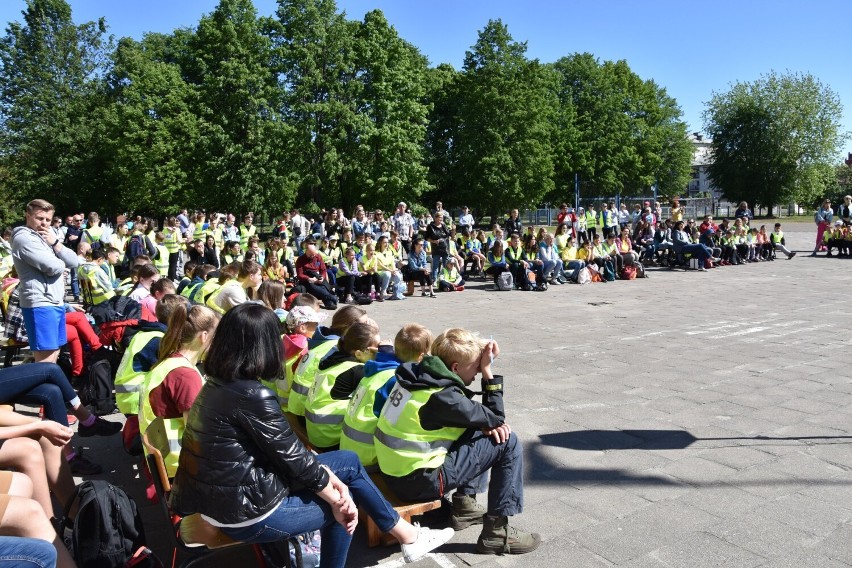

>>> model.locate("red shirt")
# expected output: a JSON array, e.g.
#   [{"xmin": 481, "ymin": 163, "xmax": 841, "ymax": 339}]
[
  {"xmin": 284, "ymin": 334, "xmax": 308, "ymax": 374},
  {"xmin": 149, "ymin": 353, "xmax": 203, "ymax": 419},
  {"xmin": 295, "ymin": 254, "xmax": 328, "ymax": 283}
]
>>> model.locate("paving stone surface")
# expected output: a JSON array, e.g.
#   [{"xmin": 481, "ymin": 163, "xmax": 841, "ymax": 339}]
[{"xmin": 72, "ymin": 223, "xmax": 852, "ymax": 567}]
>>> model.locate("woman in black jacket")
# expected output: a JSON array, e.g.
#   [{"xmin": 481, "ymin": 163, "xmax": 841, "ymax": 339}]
[{"xmin": 169, "ymin": 303, "xmax": 452, "ymax": 567}]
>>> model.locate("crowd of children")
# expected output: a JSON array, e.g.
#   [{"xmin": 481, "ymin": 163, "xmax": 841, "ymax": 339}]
[{"xmin": 110, "ymin": 289, "xmax": 538, "ymax": 561}]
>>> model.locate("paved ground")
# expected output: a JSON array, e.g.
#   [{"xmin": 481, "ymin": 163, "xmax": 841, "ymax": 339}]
[{"xmin": 75, "ymin": 221, "xmax": 852, "ymax": 567}]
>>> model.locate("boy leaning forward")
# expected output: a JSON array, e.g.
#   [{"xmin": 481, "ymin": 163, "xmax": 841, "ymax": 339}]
[{"xmin": 375, "ymin": 328, "xmax": 539, "ymax": 555}]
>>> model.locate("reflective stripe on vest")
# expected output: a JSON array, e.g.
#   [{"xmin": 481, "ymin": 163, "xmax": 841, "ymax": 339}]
[
  {"xmin": 155, "ymin": 245, "xmax": 169, "ymax": 273},
  {"xmin": 239, "ymin": 225, "xmax": 256, "ymax": 249},
  {"xmin": 164, "ymin": 229, "xmax": 181, "ymax": 253},
  {"xmin": 339, "ymin": 368, "xmax": 397, "ymax": 466},
  {"xmin": 305, "ymin": 360, "xmax": 359, "ymax": 448},
  {"xmin": 287, "ymin": 340, "xmax": 336, "ymax": 416},
  {"xmin": 342, "ymin": 423, "xmax": 374, "ymax": 445},
  {"xmin": 115, "ymin": 328, "xmax": 167, "ymax": 413},
  {"xmin": 80, "ymin": 264, "xmax": 115, "ymax": 305},
  {"xmin": 211, "ymin": 227, "xmax": 224, "ymax": 249},
  {"xmin": 375, "ymin": 429, "xmax": 455, "ymax": 454},
  {"xmin": 274, "ymin": 353, "xmax": 300, "ymax": 411},
  {"xmin": 375, "ymin": 383, "xmax": 465, "ymax": 478}
]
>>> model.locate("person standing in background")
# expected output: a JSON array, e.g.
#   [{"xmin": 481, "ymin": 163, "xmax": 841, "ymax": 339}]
[
  {"xmin": 811, "ymin": 199, "xmax": 833, "ymax": 256},
  {"xmin": 11, "ymin": 200, "xmax": 80, "ymax": 363},
  {"xmin": 392, "ymin": 202, "xmax": 415, "ymax": 254}
]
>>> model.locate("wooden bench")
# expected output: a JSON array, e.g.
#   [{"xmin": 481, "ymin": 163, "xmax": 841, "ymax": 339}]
[
  {"xmin": 364, "ymin": 473, "xmax": 442, "ymax": 548},
  {"xmin": 283, "ymin": 412, "xmax": 442, "ymax": 548}
]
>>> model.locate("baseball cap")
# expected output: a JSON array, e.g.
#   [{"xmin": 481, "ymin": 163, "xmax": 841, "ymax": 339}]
[{"xmin": 286, "ymin": 306, "xmax": 327, "ymax": 328}]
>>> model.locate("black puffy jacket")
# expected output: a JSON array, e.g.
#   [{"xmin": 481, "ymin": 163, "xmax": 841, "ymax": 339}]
[{"xmin": 169, "ymin": 377, "xmax": 329, "ymax": 525}]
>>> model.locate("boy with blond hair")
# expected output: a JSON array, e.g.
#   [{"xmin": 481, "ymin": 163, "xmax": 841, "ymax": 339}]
[
  {"xmin": 340, "ymin": 323, "xmax": 432, "ymax": 466},
  {"xmin": 375, "ymin": 328, "xmax": 539, "ymax": 555}
]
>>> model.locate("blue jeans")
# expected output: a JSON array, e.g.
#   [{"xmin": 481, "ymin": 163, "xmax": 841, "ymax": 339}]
[
  {"xmin": 69, "ymin": 269, "xmax": 80, "ymax": 299},
  {"xmin": 540, "ymin": 259, "xmax": 564, "ymax": 280},
  {"xmin": 442, "ymin": 430, "xmax": 524, "ymax": 517},
  {"xmin": 386, "ymin": 430, "xmax": 525, "ymax": 518},
  {"xmin": 0, "ymin": 363, "xmax": 77, "ymax": 426},
  {"xmin": 681, "ymin": 244, "xmax": 711, "ymax": 261},
  {"xmin": 430, "ymin": 253, "xmax": 448, "ymax": 283},
  {"xmin": 0, "ymin": 536, "xmax": 57, "ymax": 567},
  {"xmin": 564, "ymin": 260, "xmax": 585, "ymax": 281},
  {"xmin": 221, "ymin": 451, "xmax": 399, "ymax": 568}
]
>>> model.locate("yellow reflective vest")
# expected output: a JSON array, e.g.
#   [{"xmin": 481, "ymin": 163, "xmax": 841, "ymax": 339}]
[
  {"xmin": 305, "ymin": 360, "xmax": 360, "ymax": 448},
  {"xmin": 375, "ymin": 383, "xmax": 466, "ymax": 478}
]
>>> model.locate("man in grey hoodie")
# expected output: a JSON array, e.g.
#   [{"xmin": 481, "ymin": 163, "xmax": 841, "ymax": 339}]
[{"xmin": 11, "ymin": 199, "xmax": 80, "ymax": 363}]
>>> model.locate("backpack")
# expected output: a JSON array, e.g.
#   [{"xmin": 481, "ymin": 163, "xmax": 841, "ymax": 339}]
[
  {"xmin": 80, "ymin": 358, "xmax": 117, "ymax": 416},
  {"xmin": 635, "ymin": 262, "xmax": 646, "ymax": 279},
  {"xmin": 85, "ymin": 231, "xmax": 104, "ymax": 253},
  {"xmin": 63, "ymin": 480, "xmax": 152, "ymax": 568},
  {"xmin": 127, "ymin": 235, "xmax": 145, "ymax": 261},
  {"xmin": 520, "ymin": 268, "xmax": 537, "ymax": 291},
  {"xmin": 620, "ymin": 265, "xmax": 637, "ymax": 280},
  {"xmin": 576, "ymin": 267, "xmax": 591, "ymax": 285},
  {"xmin": 496, "ymin": 271, "xmax": 513, "ymax": 291},
  {"xmin": 602, "ymin": 259, "xmax": 616, "ymax": 282}
]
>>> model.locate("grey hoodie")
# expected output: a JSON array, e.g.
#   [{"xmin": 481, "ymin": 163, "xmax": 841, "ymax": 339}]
[{"xmin": 11, "ymin": 226, "xmax": 79, "ymax": 308}]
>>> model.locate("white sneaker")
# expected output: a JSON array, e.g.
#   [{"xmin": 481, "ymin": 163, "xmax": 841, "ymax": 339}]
[{"xmin": 401, "ymin": 523, "xmax": 454, "ymax": 563}]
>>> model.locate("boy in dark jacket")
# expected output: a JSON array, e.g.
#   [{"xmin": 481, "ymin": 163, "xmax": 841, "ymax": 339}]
[{"xmin": 375, "ymin": 328, "xmax": 539, "ymax": 555}]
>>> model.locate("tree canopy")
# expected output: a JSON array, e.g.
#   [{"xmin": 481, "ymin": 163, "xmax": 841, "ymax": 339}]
[
  {"xmin": 702, "ymin": 71, "xmax": 847, "ymax": 209},
  {"xmin": 0, "ymin": 0, "xmax": 713, "ymax": 224}
]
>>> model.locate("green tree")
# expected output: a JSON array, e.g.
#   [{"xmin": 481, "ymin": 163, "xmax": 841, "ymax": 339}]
[
  {"xmin": 703, "ymin": 71, "xmax": 847, "ymax": 210},
  {"xmin": 453, "ymin": 19, "xmax": 557, "ymax": 215},
  {"xmin": 187, "ymin": 0, "xmax": 293, "ymax": 214},
  {"xmin": 103, "ymin": 35, "xmax": 201, "ymax": 214},
  {"xmin": 0, "ymin": 0, "xmax": 112, "ymax": 214},
  {"xmin": 342, "ymin": 9, "xmax": 430, "ymax": 210},
  {"xmin": 551, "ymin": 53, "xmax": 691, "ymax": 201},
  {"xmin": 270, "ymin": 0, "xmax": 359, "ymax": 209},
  {"xmin": 422, "ymin": 63, "xmax": 461, "ymax": 206}
]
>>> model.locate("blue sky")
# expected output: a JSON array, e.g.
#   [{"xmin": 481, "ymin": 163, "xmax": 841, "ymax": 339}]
[{"xmin": 2, "ymin": 0, "xmax": 850, "ymax": 156}]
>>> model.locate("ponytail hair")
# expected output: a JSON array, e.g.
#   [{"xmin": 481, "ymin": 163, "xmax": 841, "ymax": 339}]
[
  {"xmin": 158, "ymin": 303, "xmax": 221, "ymax": 363},
  {"xmin": 339, "ymin": 320, "xmax": 380, "ymax": 355}
]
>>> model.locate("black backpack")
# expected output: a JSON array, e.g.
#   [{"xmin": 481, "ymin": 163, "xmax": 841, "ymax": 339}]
[
  {"xmin": 80, "ymin": 358, "xmax": 117, "ymax": 416},
  {"xmin": 85, "ymin": 230, "xmax": 104, "ymax": 253},
  {"xmin": 63, "ymin": 480, "xmax": 151, "ymax": 568},
  {"xmin": 127, "ymin": 235, "xmax": 145, "ymax": 261}
]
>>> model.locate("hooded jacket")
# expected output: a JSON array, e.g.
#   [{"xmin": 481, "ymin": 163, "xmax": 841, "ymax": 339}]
[
  {"xmin": 395, "ymin": 355, "xmax": 504, "ymax": 431},
  {"xmin": 380, "ymin": 355, "xmax": 505, "ymax": 496},
  {"xmin": 11, "ymin": 226, "xmax": 80, "ymax": 308}
]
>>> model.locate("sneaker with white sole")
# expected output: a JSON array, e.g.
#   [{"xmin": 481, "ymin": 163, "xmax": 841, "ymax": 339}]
[{"xmin": 400, "ymin": 523, "xmax": 454, "ymax": 564}]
